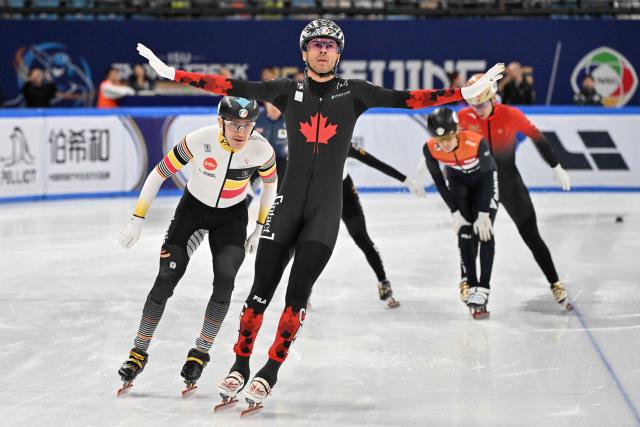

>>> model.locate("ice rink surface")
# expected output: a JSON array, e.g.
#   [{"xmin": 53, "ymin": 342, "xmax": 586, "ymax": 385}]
[{"xmin": 1, "ymin": 192, "xmax": 639, "ymax": 426}]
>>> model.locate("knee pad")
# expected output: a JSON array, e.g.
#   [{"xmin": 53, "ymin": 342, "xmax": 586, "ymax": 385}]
[
  {"xmin": 149, "ymin": 244, "xmax": 188, "ymax": 304},
  {"xmin": 211, "ymin": 246, "xmax": 245, "ymax": 302}
]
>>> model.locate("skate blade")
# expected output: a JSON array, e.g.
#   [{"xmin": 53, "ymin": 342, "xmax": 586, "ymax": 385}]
[
  {"xmin": 116, "ymin": 381, "xmax": 133, "ymax": 397},
  {"xmin": 561, "ymin": 300, "xmax": 574, "ymax": 312},
  {"xmin": 386, "ymin": 298, "xmax": 400, "ymax": 309},
  {"xmin": 181, "ymin": 383, "xmax": 198, "ymax": 398},
  {"xmin": 240, "ymin": 402, "xmax": 263, "ymax": 417},
  {"xmin": 213, "ymin": 397, "xmax": 239, "ymax": 413},
  {"xmin": 472, "ymin": 310, "xmax": 491, "ymax": 320}
]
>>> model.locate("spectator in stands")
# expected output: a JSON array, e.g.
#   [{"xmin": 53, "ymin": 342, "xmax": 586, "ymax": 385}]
[
  {"xmin": 500, "ymin": 62, "xmax": 535, "ymax": 105},
  {"xmin": 21, "ymin": 67, "xmax": 58, "ymax": 108},
  {"xmin": 574, "ymin": 75, "xmax": 603, "ymax": 106},
  {"xmin": 128, "ymin": 64, "xmax": 155, "ymax": 93},
  {"xmin": 97, "ymin": 67, "xmax": 135, "ymax": 108}
]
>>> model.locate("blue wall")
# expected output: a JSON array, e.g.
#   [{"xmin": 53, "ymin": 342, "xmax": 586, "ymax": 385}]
[{"xmin": 2, "ymin": 19, "xmax": 639, "ymax": 107}]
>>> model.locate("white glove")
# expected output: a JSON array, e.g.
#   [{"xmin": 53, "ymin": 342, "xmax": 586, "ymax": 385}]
[
  {"xmin": 416, "ymin": 158, "xmax": 429, "ymax": 183},
  {"xmin": 137, "ymin": 43, "xmax": 175, "ymax": 80},
  {"xmin": 245, "ymin": 223, "xmax": 263, "ymax": 255},
  {"xmin": 473, "ymin": 212, "xmax": 493, "ymax": 242},
  {"xmin": 552, "ymin": 164, "xmax": 571, "ymax": 191},
  {"xmin": 460, "ymin": 63, "xmax": 505, "ymax": 101},
  {"xmin": 119, "ymin": 215, "xmax": 144, "ymax": 249},
  {"xmin": 404, "ymin": 177, "xmax": 426, "ymax": 198},
  {"xmin": 451, "ymin": 210, "xmax": 470, "ymax": 235}
]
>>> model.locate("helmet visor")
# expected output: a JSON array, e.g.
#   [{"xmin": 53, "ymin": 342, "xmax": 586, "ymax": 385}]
[{"xmin": 307, "ymin": 38, "xmax": 339, "ymax": 53}]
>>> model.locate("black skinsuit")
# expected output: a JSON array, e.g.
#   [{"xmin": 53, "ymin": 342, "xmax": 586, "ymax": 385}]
[{"xmin": 174, "ymin": 69, "xmax": 462, "ymax": 387}]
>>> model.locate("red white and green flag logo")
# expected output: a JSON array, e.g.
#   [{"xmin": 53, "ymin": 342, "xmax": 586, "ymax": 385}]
[{"xmin": 571, "ymin": 47, "xmax": 637, "ymax": 107}]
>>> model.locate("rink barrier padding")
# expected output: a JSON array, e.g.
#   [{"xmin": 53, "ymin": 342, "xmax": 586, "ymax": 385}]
[{"xmin": 1, "ymin": 107, "xmax": 639, "ymax": 203}]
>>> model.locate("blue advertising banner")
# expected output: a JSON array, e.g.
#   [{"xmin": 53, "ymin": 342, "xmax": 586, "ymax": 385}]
[{"xmin": 1, "ymin": 19, "xmax": 639, "ymax": 107}]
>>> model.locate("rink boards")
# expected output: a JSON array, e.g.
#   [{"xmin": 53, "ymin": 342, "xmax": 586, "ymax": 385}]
[{"xmin": 1, "ymin": 107, "xmax": 639, "ymax": 201}]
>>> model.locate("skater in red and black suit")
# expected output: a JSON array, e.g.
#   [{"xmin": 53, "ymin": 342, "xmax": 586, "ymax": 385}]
[
  {"xmin": 423, "ymin": 107, "xmax": 498, "ymax": 319},
  {"xmin": 458, "ymin": 74, "xmax": 573, "ymax": 311},
  {"xmin": 138, "ymin": 19, "xmax": 504, "ymax": 412}
]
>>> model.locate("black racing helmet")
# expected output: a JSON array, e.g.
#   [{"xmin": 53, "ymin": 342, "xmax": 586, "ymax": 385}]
[
  {"xmin": 299, "ymin": 19, "xmax": 345, "ymax": 53},
  {"xmin": 427, "ymin": 107, "xmax": 458, "ymax": 137},
  {"xmin": 217, "ymin": 96, "xmax": 260, "ymax": 121}
]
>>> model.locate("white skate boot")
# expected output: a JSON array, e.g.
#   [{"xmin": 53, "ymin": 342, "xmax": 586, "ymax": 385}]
[
  {"xmin": 214, "ymin": 371, "xmax": 244, "ymax": 412},
  {"xmin": 551, "ymin": 281, "xmax": 573, "ymax": 311},
  {"xmin": 241, "ymin": 377, "xmax": 271, "ymax": 417},
  {"xmin": 467, "ymin": 287, "xmax": 490, "ymax": 320}
]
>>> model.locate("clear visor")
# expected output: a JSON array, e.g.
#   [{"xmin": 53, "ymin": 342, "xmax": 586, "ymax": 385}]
[{"xmin": 223, "ymin": 119, "xmax": 255, "ymax": 133}]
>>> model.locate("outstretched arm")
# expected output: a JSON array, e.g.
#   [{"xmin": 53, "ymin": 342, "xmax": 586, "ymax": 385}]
[
  {"xmin": 348, "ymin": 144, "xmax": 425, "ymax": 196},
  {"xmin": 348, "ymin": 144, "xmax": 406, "ymax": 181},
  {"xmin": 137, "ymin": 43, "xmax": 289, "ymax": 108},
  {"xmin": 356, "ymin": 63, "xmax": 504, "ymax": 110}
]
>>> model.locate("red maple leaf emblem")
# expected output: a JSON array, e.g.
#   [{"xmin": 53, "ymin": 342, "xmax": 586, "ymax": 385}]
[{"xmin": 299, "ymin": 113, "xmax": 338, "ymax": 145}]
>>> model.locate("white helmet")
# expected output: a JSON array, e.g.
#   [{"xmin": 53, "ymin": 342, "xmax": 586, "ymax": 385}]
[{"xmin": 299, "ymin": 19, "xmax": 345, "ymax": 53}]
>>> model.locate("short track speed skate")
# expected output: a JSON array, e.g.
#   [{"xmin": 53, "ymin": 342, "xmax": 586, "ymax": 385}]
[
  {"xmin": 116, "ymin": 348, "xmax": 148, "ymax": 397},
  {"xmin": 467, "ymin": 287, "xmax": 490, "ymax": 320},
  {"xmin": 240, "ymin": 377, "xmax": 271, "ymax": 417},
  {"xmin": 551, "ymin": 281, "xmax": 573, "ymax": 311},
  {"xmin": 214, "ymin": 371, "xmax": 244, "ymax": 413},
  {"xmin": 378, "ymin": 280, "xmax": 400, "ymax": 308},
  {"xmin": 180, "ymin": 348, "xmax": 210, "ymax": 398}
]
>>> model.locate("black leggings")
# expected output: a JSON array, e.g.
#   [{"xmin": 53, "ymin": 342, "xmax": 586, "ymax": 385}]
[
  {"xmin": 341, "ymin": 175, "xmax": 386, "ymax": 282},
  {"xmin": 245, "ymin": 239, "xmax": 332, "ymax": 314},
  {"xmin": 500, "ymin": 176, "xmax": 559, "ymax": 284},
  {"xmin": 148, "ymin": 190, "xmax": 247, "ymax": 305},
  {"xmin": 451, "ymin": 174, "xmax": 498, "ymax": 289}
]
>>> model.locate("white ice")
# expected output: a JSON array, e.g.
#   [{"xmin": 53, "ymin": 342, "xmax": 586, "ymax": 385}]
[{"xmin": 1, "ymin": 192, "xmax": 639, "ymax": 426}]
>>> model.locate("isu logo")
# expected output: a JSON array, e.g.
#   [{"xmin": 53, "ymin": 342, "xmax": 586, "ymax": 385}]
[{"xmin": 203, "ymin": 157, "xmax": 217, "ymax": 171}]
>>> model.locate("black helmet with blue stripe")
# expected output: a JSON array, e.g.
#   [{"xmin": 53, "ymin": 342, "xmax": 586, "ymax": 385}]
[{"xmin": 218, "ymin": 96, "xmax": 260, "ymax": 121}]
